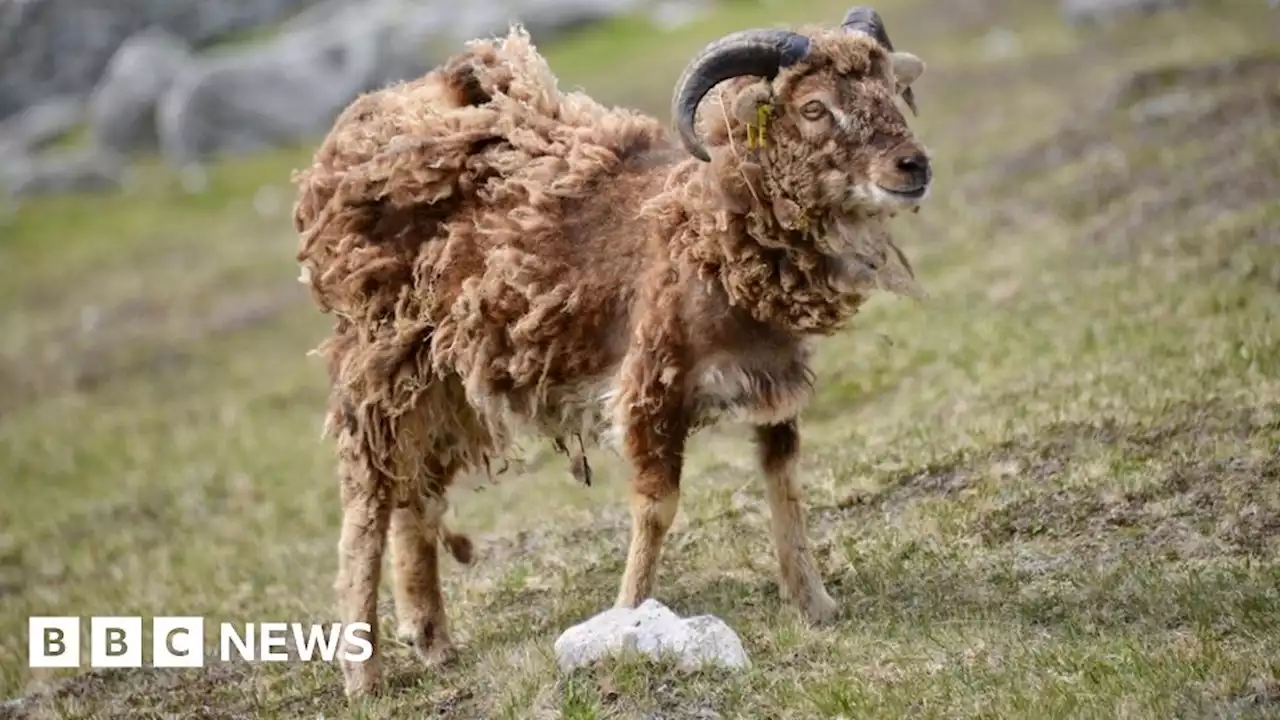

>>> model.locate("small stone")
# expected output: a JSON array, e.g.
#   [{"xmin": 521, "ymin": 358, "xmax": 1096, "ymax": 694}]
[
  {"xmin": 1129, "ymin": 91, "xmax": 1193, "ymax": 122},
  {"xmin": 1, "ymin": 695, "xmax": 31, "ymax": 714},
  {"xmin": 553, "ymin": 598, "xmax": 750, "ymax": 673}
]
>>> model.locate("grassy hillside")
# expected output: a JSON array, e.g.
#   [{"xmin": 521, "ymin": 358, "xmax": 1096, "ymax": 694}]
[{"xmin": 2, "ymin": 0, "xmax": 1278, "ymax": 717}]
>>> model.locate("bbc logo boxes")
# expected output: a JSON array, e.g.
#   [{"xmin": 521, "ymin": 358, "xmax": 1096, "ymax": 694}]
[{"xmin": 27, "ymin": 617, "xmax": 371, "ymax": 667}]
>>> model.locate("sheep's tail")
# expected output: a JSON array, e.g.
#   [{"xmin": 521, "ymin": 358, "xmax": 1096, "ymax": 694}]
[{"xmin": 440, "ymin": 524, "xmax": 474, "ymax": 565}]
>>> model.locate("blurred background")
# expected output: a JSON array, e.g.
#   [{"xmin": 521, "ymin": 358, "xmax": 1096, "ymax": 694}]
[{"xmin": 1, "ymin": 0, "xmax": 1277, "ymax": 717}]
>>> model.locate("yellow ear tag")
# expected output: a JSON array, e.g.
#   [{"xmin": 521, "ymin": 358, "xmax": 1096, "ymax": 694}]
[
  {"xmin": 756, "ymin": 104, "xmax": 771, "ymax": 148},
  {"xmin": 746, "ymin": 103, "xmax": 773, "ymax": 150}
]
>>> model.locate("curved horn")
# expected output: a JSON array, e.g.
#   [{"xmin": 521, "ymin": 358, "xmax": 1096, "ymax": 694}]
[
  {"xmin": 841, "ymin": 7, "xmax": 895, "ymax": 50},
  {"xmin": 841, "ymin": 6, "xmax": 918, "ymax": 115},
  {"xmin": 671, "ymin": 29, "xmax": 811, "ymax": 162}
]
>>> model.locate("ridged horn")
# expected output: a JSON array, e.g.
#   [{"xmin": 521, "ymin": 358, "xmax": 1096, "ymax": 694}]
[
  {"xmin": 841, "ymin": 6, "xmax": 917, "ymax": 115},
  {"xmin": 671, "ymin": 29, "xmax": 812, "ymax": 162}
]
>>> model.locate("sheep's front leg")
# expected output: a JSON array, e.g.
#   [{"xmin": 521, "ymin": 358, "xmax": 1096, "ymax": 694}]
[
  {"xmin": 390, "ymin": 484, "xmax": 456, "ymax": 667},
  {"xmin": 614, "ymin": 363, "xmax": 688, "ymax": 609},
  {"xmin": 755, "ymin": 419, "xmax": 839, "ymax": 624},
  {"xmin": 334, "ymin": 458, "xmax": 393, "ymax": 697},
  {"xmin": 615, "ymin": 465, "xmax": 683, "ymax": 608}
]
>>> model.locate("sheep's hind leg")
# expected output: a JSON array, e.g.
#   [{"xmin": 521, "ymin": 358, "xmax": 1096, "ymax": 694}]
[
  {"xmin": 755, "ymin": 419, "xmax": 839, "ymax": 624},
  {"xmin": 390, "ymin": 471, "xmax": 460, "ymax": 667},
  {"xmin": 334, "ymin": 451, "xmax": 393, "ymax": 697}
]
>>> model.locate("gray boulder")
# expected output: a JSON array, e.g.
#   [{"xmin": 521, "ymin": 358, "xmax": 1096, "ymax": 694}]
[
  {"xmin": 0, "ymin": 148, "xmax": 126, "ymax": 198},
  {"xmin": 148, "ymin": 0, "xmax": 704, "ymax": 166},
  {"xmin": 0, "ymin": 95, "xmax": 85, "ymax": 158},
  {"xmin": 87, "ymin": 28, "xmax": 195, "ymax": 155},
  {"xmin": 155, "ymin": 1, "xmax": 434, "ymax": 166}
]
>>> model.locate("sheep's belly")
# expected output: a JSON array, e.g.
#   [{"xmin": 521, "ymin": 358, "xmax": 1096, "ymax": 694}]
[
  {"xmin": 522, "ymin": 375, "xmax": 619, "ymax": 447},
  {"xmin": 527, "ymin": 360, "xmax": 812, "ymax": 457},
  {"xmin": 690, "ymin": 362, "xmax": 813, "ymax": 430}
]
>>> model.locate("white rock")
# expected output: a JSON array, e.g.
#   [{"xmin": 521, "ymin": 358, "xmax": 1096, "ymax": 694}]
[
  {"xmin": 1, "ymin": 696, "xmax": 31, "ymax": 714},
  {"xmin": 553, "ymin": 598, "xmax": 750, "ymax": 673}
]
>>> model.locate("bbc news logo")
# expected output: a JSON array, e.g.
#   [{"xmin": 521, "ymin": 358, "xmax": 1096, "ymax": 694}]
[{"xmin": 28, "ymin": 617, "xmax": 372, "ymax": 668}]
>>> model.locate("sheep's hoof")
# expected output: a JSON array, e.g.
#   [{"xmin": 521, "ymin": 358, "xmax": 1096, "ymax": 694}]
[
  {"xmin": 417, "ymin": 641, "xmax": 458, "ymax": 668},
  {"xmin": 397, "ymin": 620, "xmax": 457, "ymax": 667},
  {"xmin": 797, "ymin": 587, "xmax": 840, "ymax": 626},
  {"xmin": 341, "ymin": 653, "xmax": 383, "ymax": 698}
]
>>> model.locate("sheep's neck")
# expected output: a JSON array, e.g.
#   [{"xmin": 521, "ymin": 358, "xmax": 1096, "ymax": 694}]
[{"xmin": 676, "ymin": 204, "xmax": 872, "ymax": 337}]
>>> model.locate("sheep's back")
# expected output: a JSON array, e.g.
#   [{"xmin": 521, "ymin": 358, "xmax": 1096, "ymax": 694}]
[{"xmin": 292, "ymin": 25, "xmax": 689, "ymax": 443}]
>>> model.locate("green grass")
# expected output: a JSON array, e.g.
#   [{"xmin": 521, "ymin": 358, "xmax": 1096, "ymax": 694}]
[{"xmin": 2, "ymin": 0, "xmax": 1279, "ymax": 717}]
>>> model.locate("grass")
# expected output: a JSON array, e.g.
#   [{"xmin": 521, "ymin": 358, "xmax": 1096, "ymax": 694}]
[{"xmin": 2, "ymin": 0, "xmax": 1279, "ymax": 717}]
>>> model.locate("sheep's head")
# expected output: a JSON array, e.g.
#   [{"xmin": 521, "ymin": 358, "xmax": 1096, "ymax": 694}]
[{"xmin": 672, "ymin": 7, "xmax": 931, "ymax": 220}]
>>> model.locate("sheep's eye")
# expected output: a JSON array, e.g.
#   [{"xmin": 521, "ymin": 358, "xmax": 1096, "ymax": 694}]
[{"xmin": 799, "ymin": 100, "xmax": 827, "ymax": 121}]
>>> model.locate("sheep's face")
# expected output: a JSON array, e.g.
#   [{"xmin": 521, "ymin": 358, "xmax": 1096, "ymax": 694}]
[
  {"xmin": 766, "ymin": 31, "xmax": 931, "ymax": 216},
  {"xmin": 673, "ymin": 7, "xmax": 932, "ymax": 219}
]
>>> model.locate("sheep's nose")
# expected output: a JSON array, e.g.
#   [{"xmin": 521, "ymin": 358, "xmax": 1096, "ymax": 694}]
[{"xmin": 895, "ymin": 153, "xmax": 931, "ymax": 184}]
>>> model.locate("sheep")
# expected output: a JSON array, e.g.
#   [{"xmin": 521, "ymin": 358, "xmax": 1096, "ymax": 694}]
[{"xmin": 292, "ymin": 6, "xmax": 933, "ymax": 697}]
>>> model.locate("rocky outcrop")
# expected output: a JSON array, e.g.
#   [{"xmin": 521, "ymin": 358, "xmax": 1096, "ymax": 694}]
[
  {"xmin": 154, "ymin": 0, "xmax": 443, "ymax": 167},
  {"xmin": 0, "ymin": 0, "xmax": 326, "ymax": 120},
  {"xmin": 0, "ymin": 0, "xmax": 715, "ymax": 198},
  {"xmin": 150, "ymin": 0, "xmax": 706, "ymax": 166}
]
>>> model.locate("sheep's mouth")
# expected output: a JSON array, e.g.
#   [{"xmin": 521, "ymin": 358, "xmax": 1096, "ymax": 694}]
[{"xmin": 876, "ymin": 183, "xmax": 928, "ymax": 200}]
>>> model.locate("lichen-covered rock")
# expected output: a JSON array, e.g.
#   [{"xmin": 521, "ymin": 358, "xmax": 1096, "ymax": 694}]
[{"xmin": 553, "ymin": 599, "xmax": 750, "ymax": 673}]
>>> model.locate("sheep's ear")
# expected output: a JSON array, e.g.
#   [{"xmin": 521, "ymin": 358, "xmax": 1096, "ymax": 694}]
[
  {"xmin": 890, "ymin": 51, "xmax": 925, "ymax": 88},
  {"xmin": 731, "ymin": 81, "xmax": 773, "ymax": 125}
]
